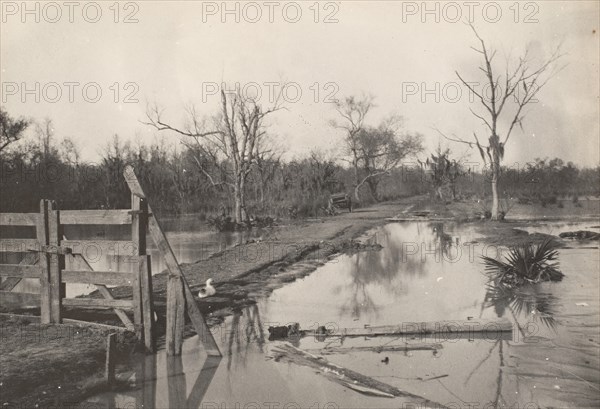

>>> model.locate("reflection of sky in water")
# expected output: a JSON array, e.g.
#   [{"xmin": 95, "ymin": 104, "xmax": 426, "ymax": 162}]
[
  {"xmin": 17, "ymin": 220, "xmax": 600, "ymax": 408},
  {"xmin": 262, "ymin": 222, "xmax": 494, "ymax": 329}
]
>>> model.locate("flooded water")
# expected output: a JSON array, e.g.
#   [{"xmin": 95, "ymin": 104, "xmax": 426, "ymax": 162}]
[{"xmin": 84, "ymin": 220, "xmax": 600, "ymax": 408}]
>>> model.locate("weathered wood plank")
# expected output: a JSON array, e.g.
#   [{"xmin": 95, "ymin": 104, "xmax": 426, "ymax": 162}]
[
  {"xmin": 48, "ymin": 202, "xmax": 64, "ymax": 323},
  {"xmin": 271, "ymin": 343, "xmax": 449, "ymax": 407},
  {"xmin": 124, "ymin": 165, "xmax": 221, "ymax": 357},
  {"xmin": 0, "ymin": 239, "xmax": 40, "ymax": 252},
  {"xmin": 0, "ymin": 213, "xmax": 39, "ymax": 226},
  {"xmin": 140, "ymin": 255, "xmax": 155, "ymax": 352},
  {"xmin": 305, "ymin": 343, "xmax": 444, "ymax": 355},
  {"xmin": 166, "ymin": 275, "xmax": 185, "ymax": 356},
  {"xmin": 60, "ymin": 209, "xmax": 131, "ymax": 225},
  {"xmin": 0, "ymin": 291, "xmax": 40, "ymax": 308},
  {"xmin": 336, "ymin": 319, "xmax": 513, "ymax": 338},
  {"xmin": 105, "ymin": 333, "xmax": 117, "ymax": 386},
  {"xmin": 0, "ymin": 264, "xmax": 42, "ymax": 278},
  {"xmin": 61, "ymin": 270, "xmax": 135, "ymax": 286},
  {"xmin": 0, "ymin": 252, "xmax": 39, "ymax": 291},
  {"xmin": 61, "ymin": 240, "xmax": 138, "ymax": 259},
  {"xmin": 62, "ymin": 298, "xmax": 133, "ymax": 309},
  {"xmin": 131, "ymin": 194, "xmax": 145, "ymax": 341},
  {"xmin": 38, "ymin": 200, "xmax": 51, "ymax": 323}
]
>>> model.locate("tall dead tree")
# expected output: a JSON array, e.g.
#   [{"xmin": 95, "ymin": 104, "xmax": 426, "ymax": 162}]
[
  {"xmin": 145, "ymin": 88, "xmax": 282, "ymax": 224},
  {"xmin": 441, "ymin": 24, "xmax": 563, "ymax": 220}
]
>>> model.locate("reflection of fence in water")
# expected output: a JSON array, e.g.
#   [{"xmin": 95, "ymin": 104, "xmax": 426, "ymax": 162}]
[{"xmin": 88, "ymin": 306, "xmax": 265, "ymax": 408}]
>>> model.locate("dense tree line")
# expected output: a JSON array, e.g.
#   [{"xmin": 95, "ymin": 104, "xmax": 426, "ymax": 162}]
[{"xmin": 1, "ymin": 109, "xmax": 598, "ymax": 219}]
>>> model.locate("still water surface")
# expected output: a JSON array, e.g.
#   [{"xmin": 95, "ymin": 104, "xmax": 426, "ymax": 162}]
[{"xmin": 84, "ymin": 221, "xmax": 599, "ymax": 408}]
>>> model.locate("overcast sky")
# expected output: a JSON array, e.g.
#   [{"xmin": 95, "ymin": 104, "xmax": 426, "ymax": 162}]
[{"xmin": 2, "ymin": 1, "xmax": 598, "ymax": 166}]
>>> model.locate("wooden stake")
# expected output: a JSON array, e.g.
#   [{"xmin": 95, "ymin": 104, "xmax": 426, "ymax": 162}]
[{"xmin": 105, "ymin": 333, "xmax": 117, "ymax": 386}]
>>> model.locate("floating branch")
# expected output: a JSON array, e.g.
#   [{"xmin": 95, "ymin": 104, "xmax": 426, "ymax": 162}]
[{"xmin": 270, "ymin": 342, "xmax": 450, "ymax": 408}]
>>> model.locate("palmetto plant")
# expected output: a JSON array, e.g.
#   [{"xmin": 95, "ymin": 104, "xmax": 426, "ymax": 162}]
[{"xmin": 481, "ymin": 238, "xmax": 564, "ymax": 287}]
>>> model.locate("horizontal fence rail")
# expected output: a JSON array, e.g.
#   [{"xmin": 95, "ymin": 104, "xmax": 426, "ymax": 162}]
[
  {"xmin": 60, "ymin": 209, "xmax": 132, "ymax": 225},
  {"xmin": 0, "ymin": 213, "xmax": 39, "ymax": 226}
]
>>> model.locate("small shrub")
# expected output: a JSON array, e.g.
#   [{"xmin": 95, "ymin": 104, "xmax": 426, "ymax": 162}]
[{"xmin": 481, "ymin": 238, "xmax": 564, "ymax": 287}]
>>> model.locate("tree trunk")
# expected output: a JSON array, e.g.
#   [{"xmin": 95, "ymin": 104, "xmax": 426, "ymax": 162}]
[
  {"xmin": 367, "ymin": 178, "xmax": 379, "ymax": 202},
  {"xmin": 491, "ymin": 171, "xmax": 499, "ymax": 220},
  {"xmin": 233, "ymin": 179, "xmax": 243, "ymax": 224},
  {"xmin": 354, "ymin": 185, "xmax": 361, "ymax": 203}
]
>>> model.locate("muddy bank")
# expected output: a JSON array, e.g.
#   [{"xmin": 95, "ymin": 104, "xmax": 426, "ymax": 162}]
[{"xmin": 0, "ymin": 314, "xmax": 141, "ymax": 408}]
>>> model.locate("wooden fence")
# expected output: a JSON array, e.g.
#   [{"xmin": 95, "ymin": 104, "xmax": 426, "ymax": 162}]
[
  {"xmin": 0, "ymin": 166, "xmax": 221, "ymax": 357},
  {"xmin": 0, "ymin": 196, "xmax": 155, "ymax": 351}
]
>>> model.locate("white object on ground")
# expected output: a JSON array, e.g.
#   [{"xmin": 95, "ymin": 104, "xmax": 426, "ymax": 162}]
[
  {"xmin": 576, "ymin": 302, "xmax": 589, "ymax": 307},
  {"xmin": 198, "ymin": 278, "xmax": 216, "ymax": 298}
]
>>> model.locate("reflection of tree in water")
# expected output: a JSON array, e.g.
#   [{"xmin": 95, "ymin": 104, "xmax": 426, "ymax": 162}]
[
  {"xmin": 483, "ymin": 282, "xmax": 558, "ymax": 331},
  {"xmin": 338, "ymin": 251, "xmax": 381, "ymax": 320},
  {"xmin": 430, "ymin": 222, "xmax": 456, "ymax": 256},
  {"xmin": 337, "ymin": 222, "xmax": 461, "ymax": 320}
]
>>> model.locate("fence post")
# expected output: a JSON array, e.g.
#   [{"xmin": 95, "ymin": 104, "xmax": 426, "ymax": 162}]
[
  {"xmin": 131, "ymin": 195, "xmax": 146, "ymax": 341},
  {"xmin": 47, "ymin": 200, "xmax": 64, "ymax": 323},
  {"xmin": 166, "ymin": 274, "xmax": 185, "ymax": 355},
  {"xmin": 140, "ymin": 255, "xmax": 155, "ymax": 352},
  {"xmin": 37, "ymin": 200, "xmax": 51, "ymax": 324}
]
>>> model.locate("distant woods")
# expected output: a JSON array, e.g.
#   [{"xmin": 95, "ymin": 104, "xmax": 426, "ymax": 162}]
[{"xmin": 0, "ymin": 107, "xmax": 598, "ymax": 219}]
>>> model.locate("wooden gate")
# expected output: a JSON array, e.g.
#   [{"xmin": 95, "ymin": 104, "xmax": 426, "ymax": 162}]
[
  {"xmin": 0, "ymin": 195, "xmax": 154, "ymax": 351},
  {"xmin": 0, "ymin": 166, "xmax": 221, "ymax": 357}
]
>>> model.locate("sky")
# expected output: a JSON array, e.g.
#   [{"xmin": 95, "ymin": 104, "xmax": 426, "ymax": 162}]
[{"xmin": 1, "ymin": 0, "xmax": 599, "ymax": 167}]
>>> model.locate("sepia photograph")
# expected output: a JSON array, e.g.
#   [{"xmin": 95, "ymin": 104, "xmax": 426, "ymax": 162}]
[{"xmin": 1, "ymin": 1, "xmax": 599, "ymax": 408}]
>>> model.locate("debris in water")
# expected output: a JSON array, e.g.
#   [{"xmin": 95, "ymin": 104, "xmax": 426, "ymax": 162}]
[
  {"xmin": 268, "ymin": 323, "xmax": 301, "ymax": 340},
  {"xmin": 558, "ymin": 230, "xmax": 600, "ymax": 240}
]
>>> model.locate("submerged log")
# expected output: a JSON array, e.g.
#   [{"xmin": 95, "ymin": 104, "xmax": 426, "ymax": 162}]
[
  {"xmin": 270, "ymin": 342, "xmax": 449, "ymax": 408},
  {"xmin": 335, "ymin": 319, "xmax": 513, "ymax": 338},
  {"xmin": 304, "ymin": 342, "xmax": 443, "ymax": 355},
  {"xmin": 280, "ymin": 319, "xmax": 513, "ymax": 341}
]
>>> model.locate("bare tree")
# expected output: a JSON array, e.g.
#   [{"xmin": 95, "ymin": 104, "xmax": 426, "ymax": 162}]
[
  {"xmin": 0, "ymin": 108, "xmax": 30, "ymax": 153},
  {"xmin": 356, "ymin": 124, "xmax": 423, "ymax": 201},
  {"xmin": 331, "ymin": 95, "xmax": 375, "ymax": 200},
  {"xmin": 145, "ymin": 87, "xmax": 283, "ymax": 224},
  {"xmin": 440, "ymin": 24, "xmax": 563, "ymax": 220},
  {"xmin": 333, "ymin": 96, "xmax": 422, "ymax": 201}
]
